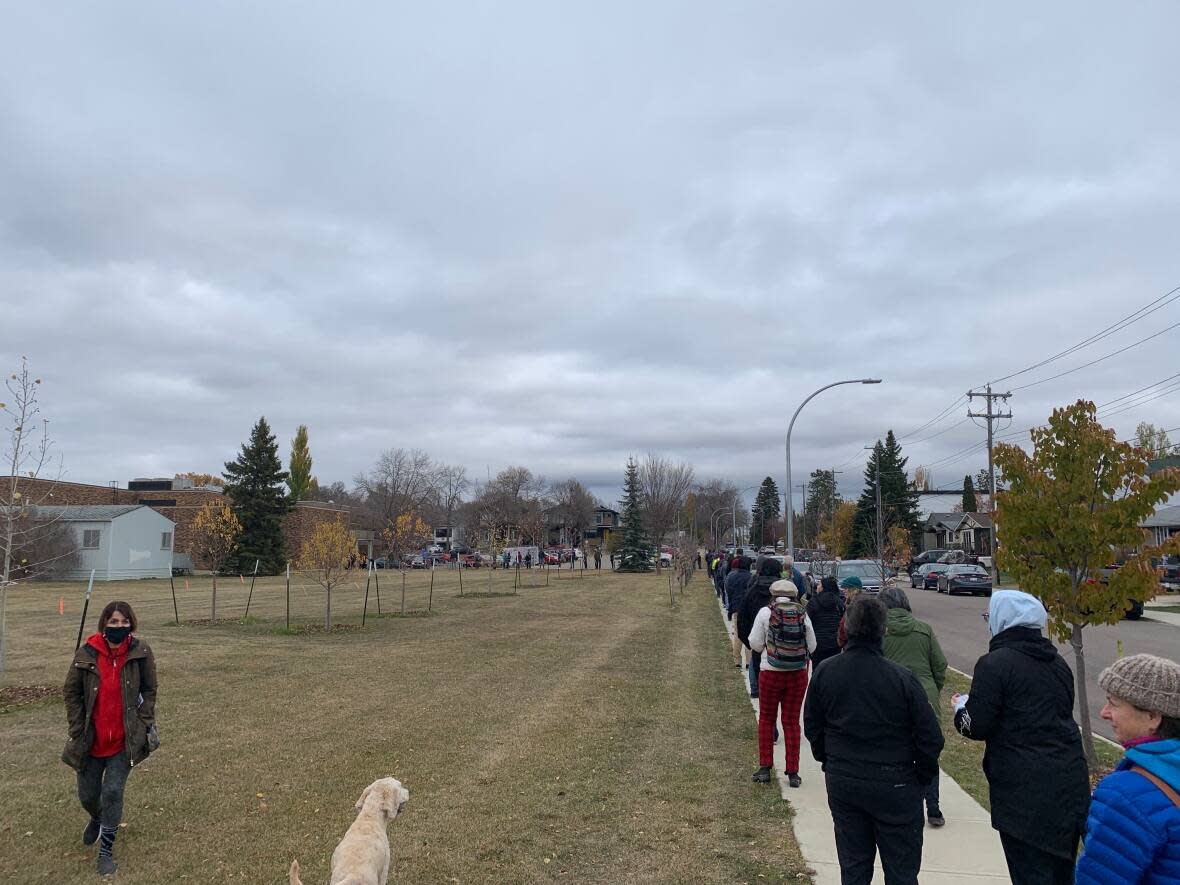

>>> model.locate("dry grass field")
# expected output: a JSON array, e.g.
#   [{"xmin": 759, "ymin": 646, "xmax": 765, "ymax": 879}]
[{"xmin": 0, "ymin": 567, "xmax": 811, "ymax": 884}]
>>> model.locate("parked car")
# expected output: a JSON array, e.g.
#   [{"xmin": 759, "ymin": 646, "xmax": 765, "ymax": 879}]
[
  {"xmin": 907, "ymin": 549, "xmax": 949, "ymax": 574},
  {"xmin": 409, "ymin": 554, "xmax": 427, "ymax": 569},
  {"xmin": 836, "ymin": 560, "xmax": 886, "ymax": 594},
  {"xmin": 1094, "ymin": 564, "xmax": 1145, "ymax": 620},
  {"xmin": 936, "ymin": 549, "xmax": 979, "ymax": 566},
  {"xmin": 938, "ymin": 564, "xmax": 993, "ymax": 596},
  {"xmin": 922, "ymin": 562, "xmax": 952, "ymax": 590},
  {"xmin": 1156, "ymin": 555, "xmax": 1180, "ymax": 591},
  {"xmin": 910, "ymin": 562, "xmax": 941, "ymax": 589}
]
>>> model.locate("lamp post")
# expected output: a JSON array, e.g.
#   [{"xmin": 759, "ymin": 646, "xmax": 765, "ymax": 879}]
[
  {"xmin": 785, "ymin": 379, "xmax": 882, "ymax": 555},
  {"xmin": 708, "ymin": 506, "xmax": 732, "ymax": 548}
]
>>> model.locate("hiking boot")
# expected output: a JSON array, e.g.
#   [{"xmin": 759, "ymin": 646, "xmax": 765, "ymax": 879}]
[
  {"xmin": 787, "ymin": 773, "xmax": 802, "ymax": 788},
  {"xmin": 96, "ymin": 856, "xmax": 118, "ymax": 876},
  {"xmin": 751, "ymin": 766, "xmax": 772, "ymax": 783},
  {"xmin": 927, "ymin": 808, "xmax": 946, "ymax": 827},
  {"xmin": 82, "ymin": 818, "xmax": 100, "ymax": 846}
]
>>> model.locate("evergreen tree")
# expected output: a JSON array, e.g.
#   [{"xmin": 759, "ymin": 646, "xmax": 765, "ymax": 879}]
[
  {"xmin": 616, "ymin": 457, "xmax": 653, "ymax": 572},
  {"xmin": 961, "ymin": 474, "xmax": 978, "ymax": 513},
  {"xmin": 288, "ymin": 424, "xmax": 316, "ymax": 501},
  {"xmin": 222, "ymin": 417, "xmax": 292, "ymax": 574},
  {"xmin": 751, "ymin": 477, "xmax": 781, "ymax": 546},
  {"xmin": 847, "ymin": 430, "xmax": 921, "ymax": 558},
  {"xmin": 803, "ymin": 469, "xmax": 840, "ymax": 547}
]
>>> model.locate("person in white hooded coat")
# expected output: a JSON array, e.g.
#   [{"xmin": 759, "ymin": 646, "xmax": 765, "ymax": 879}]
[{"xmin": 952, "ymin": 590, "xmax": 1089, "ymax": 885}]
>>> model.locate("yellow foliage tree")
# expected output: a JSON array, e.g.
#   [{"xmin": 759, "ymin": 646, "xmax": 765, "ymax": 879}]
[
  {"xmin": 885, "ymin": 524, "xmax": 913, "ymax": 569},
  {"xmin": 995, "ymin": 400, "xmax": 1180, "ymax": 768},
  {"xmin": 382, "ymin": 512, "xmax": 431, "ymax": 565},
  {"xmin": 190, "ymin": 502, "xmax": 241, "ymax": 621},
  {"xmin": 816, "ymin": 501, "xmax": 856, "ymax": 557},
  {"xmin": 297, "ymin": 519, "xmax": 354, "ymax": 629}
]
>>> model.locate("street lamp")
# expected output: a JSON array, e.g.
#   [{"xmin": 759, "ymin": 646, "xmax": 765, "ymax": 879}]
[
  {"xmin": 785, "ymin": 379, "xmax": 882, "ymax": 554},
  {"xmin": 708, "ymin": 506, "xmax": 732, "ymax": 548}
]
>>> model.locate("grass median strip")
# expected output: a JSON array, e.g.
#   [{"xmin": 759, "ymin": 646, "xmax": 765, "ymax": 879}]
[{"xmin": 0, "ymin": 570, "xmax": 810, "ymax": 884}]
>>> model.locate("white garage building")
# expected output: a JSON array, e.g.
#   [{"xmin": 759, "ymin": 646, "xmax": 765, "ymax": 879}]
[{"xmin": 38, "ymin": 505, "xmax": 175, "ymax": 581}]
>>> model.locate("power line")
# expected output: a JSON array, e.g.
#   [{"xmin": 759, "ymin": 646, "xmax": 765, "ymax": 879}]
[
  {"xmin": 1097, "ymin": 371, "xmax": 1180, "ymax": 409},
  {"xmin": 896, "ymin": 396, "xmax": 969, "ymax": 441},
  {"xmin": 989, "ymin": 283, "xmax": 1180, "ymax": 386},
  {"xmin": 905, "ymin": 417, "xmax": 972, "ymax": 446},
  {"xmin": 1009, "ymin": 319, "xmax": 1180, "ymax": 393}
]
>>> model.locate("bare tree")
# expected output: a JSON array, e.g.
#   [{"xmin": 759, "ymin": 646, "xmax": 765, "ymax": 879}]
[
  {"xmin": 1, "ymin": 358, "xmax": 64, "ymax": 675},
  {"xmin": 354, "ymin": 448, "xmax": 439, "ymax": 525},
  {"xmin": 639, "ymin": 453, "xmax": 695, "ymax": 572},
  {"xmin": 550, "ymin": 478, "xmax": 596, "ymax": 548},
  {"xmin": 433, "ymin": 464, "xmax": 470, "ymax": 546}
]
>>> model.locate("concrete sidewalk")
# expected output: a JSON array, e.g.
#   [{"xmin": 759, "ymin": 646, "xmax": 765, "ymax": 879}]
[{"xmin": 719, "ymin": 601, "xmax": 1009, "ymax": 883}]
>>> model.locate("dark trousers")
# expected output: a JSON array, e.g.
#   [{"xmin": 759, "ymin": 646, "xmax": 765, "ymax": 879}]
[
  {"xmin": 748, "ymin": 651, "xmax": 761, "ymax": 695},
  {"xmin": 811, "ymin": 647, "xmax": 840, "ymax": 669},
  {"xmin": 826, "ymin": 773, "xmax": 924, "ymax": 885},
  {"xmin": 924, "ymin": 772, "xmax": 939, "ymax": 811},
  {"xmin": 999, "ymin": 832, "xmax": 1076, "ymax": 885},
  {"xmin": 78, "ymin": 753, "xmax": 131, "ymax": 828}
]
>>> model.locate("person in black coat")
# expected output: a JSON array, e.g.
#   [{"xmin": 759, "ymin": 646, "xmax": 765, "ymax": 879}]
[
  {"xmin": 724, "ymin": 558, "xmax": 754, "ymax": 668},
  {"xmin": 806, "ymin": 576, "xmax": 845, "ymax": 668},
  {"xmin": 737, "ymin": 559, "xmax": 780, "ymax": 697},
  {"xmin": 952, "ymin": 590, "xmax": 1089, "ymax": 885},
  {"xmin": 803, "ymin": 595, "xmax": 944, "ymax": 885}
]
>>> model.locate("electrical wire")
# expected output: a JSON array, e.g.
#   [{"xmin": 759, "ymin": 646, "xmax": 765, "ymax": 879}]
[
  {"xmin": 988, "ymin": 283, "xmax": 1180, "ymax": 386},
  {"xmin": 1009, "ymin": 320, "xmax": 1180, "ymax": 393},
  {"xmin": 1097, "ymin": 372, "xmax": 1180, "ymax": 409},
  {"xmin": 896, "ymin": 396, "xmax": 969, "ymax": 441},
  {"xmin": 904, "ymin": 417, "xmax": 972, "ymax": 446}
]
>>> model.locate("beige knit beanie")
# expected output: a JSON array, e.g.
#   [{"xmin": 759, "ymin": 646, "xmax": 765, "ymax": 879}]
[{"xmin": 1098, "ymin": 653, "xmax": 1180, "ymax": 718}]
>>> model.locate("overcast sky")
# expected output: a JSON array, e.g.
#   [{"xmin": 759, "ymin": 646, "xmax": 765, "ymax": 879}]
[{"xmin": 3, "ymin": 2, "xmax": 1179, "ymax": 509}]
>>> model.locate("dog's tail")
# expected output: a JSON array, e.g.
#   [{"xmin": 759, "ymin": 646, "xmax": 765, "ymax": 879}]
[{"xmin": 289, "ymin": 859, "xmax": 303, "ymax": 885}]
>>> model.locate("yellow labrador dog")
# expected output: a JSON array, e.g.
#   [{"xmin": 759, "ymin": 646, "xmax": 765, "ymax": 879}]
[{"xmin": 290, "ymin": 777, "xmax": 409, "ymax": 885}]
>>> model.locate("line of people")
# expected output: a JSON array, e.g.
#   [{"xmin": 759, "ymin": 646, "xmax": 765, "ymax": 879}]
[{"xmin": 707, "ymin": 548, "xmax": 1180, "ymax": 885}]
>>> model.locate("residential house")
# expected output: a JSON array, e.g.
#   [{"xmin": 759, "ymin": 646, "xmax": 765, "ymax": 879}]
[{"xmin": 922, "ymin": 512, "xmax": 993, "ymax": 555}]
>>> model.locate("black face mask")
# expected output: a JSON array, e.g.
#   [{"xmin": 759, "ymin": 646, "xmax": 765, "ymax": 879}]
[{"xmin": 104, "ymin": 625, "xmax": 131, "ymax": 645}]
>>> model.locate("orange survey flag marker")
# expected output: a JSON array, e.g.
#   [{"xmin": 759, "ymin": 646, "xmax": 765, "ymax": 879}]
[
  {"xmin": 58, "ymin": 596, "xmax": 65, "ymax": 615},
  {"xmin": 184, "ymin": 578, "xmax": 190, "ymax": 591},
  {"xmin": 240, "ymin": 574, "xmax": 245, "ymax": 584}
]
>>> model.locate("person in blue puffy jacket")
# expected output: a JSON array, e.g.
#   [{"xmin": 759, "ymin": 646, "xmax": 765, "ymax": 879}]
[{"xmin": 1076, "ymin": 653, "xmax": 1180, "ymax": 884}]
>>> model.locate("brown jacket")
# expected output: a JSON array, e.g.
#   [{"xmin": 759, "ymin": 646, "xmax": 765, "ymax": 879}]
[{"xmin": 62, "ymin": 637, "xmax": 157, "ymax": 771}]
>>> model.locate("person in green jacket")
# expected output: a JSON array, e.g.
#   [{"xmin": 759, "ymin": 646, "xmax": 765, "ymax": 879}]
[{"xmin": 880, "ymin": 585, "xmax": 948, "ymax": 828}]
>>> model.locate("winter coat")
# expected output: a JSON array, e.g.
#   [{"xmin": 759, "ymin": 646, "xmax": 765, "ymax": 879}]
[
  {"xmin": 788, "ymin": 566, "xmax": 808, "ymax": 599},
  {"xmin": 736, "ymin": 580, "xmax": 773, "ymax": 648},
  {"xmin": 954, "ymin": 625, "xmax": 1090, "ymax": 857},
  {"xmin": 724, "ymin": 568, "xmax": 753, "ymax": 617},
  {"xmin": 803, "ymin": 637, "xmax": 944, "ymax": 784},
  {"xmin": 1075, "ymin": 738, "xmax": 1180, "ymax": 884},
  {"xmin": 806, "ymin": 589, "xmax": 844, "ymax": 656},
  {"xmin": 63, "ymin": 635, "xmax": 157, "ymax": 771},
  {"xmin": 748, "ymin": 597, "xmax": 817, "ymax": 670},
  {"xmin": 882, "ymin": 609, "xmax": 947, "ymax": 720}
]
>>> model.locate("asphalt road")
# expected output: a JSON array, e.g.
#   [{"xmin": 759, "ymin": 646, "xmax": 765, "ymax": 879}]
[{"xmin": 905, "ymin": 584, "xmax": 1179, "ymax": 742}]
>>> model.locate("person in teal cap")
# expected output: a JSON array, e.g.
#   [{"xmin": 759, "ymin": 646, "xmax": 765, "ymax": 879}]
[{"xmin": 836, "ymin": 576, "xmax": 863, "ymax": 648}]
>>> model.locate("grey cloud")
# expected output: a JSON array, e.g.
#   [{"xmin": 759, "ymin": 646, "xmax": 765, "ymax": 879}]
[{"xmin": 3, "ymin": 1, "xmax": 1180, "ymax": 504}]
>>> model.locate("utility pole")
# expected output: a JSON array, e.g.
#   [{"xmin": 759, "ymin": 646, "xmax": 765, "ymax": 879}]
[{"xmin": 968, "ymin": 384, "xmax": 1013, "ymax": 583}]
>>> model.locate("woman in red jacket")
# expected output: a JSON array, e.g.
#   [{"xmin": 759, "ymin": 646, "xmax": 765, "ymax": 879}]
[{"xmin": 63, "ymin": 601, "xmax": 157, "ymax": 877}]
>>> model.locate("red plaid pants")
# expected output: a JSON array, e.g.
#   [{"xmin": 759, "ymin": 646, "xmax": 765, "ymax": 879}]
[{"xmin": 757, "ymin": 667, "xmax": 809, "ymax": 772}]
